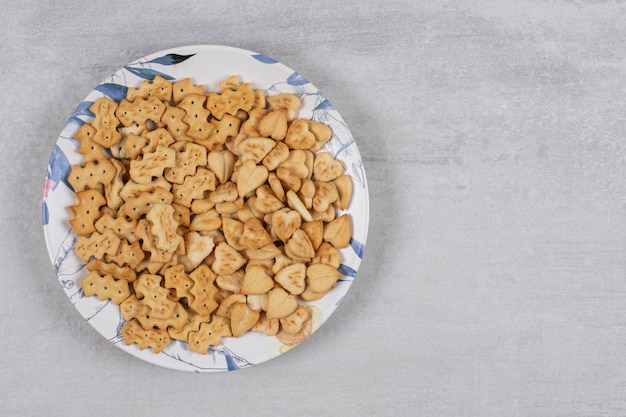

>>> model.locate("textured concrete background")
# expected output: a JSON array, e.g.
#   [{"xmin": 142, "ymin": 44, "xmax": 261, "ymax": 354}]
[{"xmin": 3, "ymin": 1, "xmax": 626, "ymax": 416}]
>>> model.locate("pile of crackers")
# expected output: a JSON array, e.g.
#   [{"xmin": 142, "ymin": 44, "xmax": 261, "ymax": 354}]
[{"xmin": 66, "ymin": 75, "xmax": 352, "ymax": 354}]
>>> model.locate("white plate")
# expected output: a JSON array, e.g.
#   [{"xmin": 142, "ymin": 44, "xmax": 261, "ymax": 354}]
[{"xmin": 42, "ymin": 45, "xmax": 369, "ymax": 372}]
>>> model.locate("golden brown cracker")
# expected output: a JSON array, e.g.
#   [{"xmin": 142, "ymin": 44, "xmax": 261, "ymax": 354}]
[
  {"xmin": 81, "ymin": 270, "xmax": 130, "ymax": 304},
  {"xmin": 164, "ymin": 142, "xmax": 208, "ymax": 184},
  {"xmin": 68, "ymin": 159, "xmax": 116, "ymax": 192},
  {"xmin": 89, "ymin": 97, "xmax": 123, "ymax": 148},
  {"xmin": 188, "ymin": 264, "xmax": 219, "ymax": 315},
  {"xmin": 116, "ymin": 96, "xmax": 166, "ymax": 127},
  {"xmin": 121, "ymin": 319, "xmax": 171, "ymax": 354},
  {"xmin": 172, "ymin": 78, "xmax": 204, "ymax": 103},
  {"xmin": 67, "ymin": 189, "xmax": 106, "ymax": 236},
  {"xmin": 187, "ymin": 316, "xmax": 232, "ymax": 354},
  {"xmin": 75, "ymin": 229, "xmax": 121, "ymax": 262},
  {"xmin": 129, "ymin": 145, "xmax": 176, "ymax": 185},
  {"xmin": 126, "ymin": 75, "xmax": 173, "ymax": 102},
  {"xmin": 171, "ymin": 167, "xmax": 216, "ymax": 207}
]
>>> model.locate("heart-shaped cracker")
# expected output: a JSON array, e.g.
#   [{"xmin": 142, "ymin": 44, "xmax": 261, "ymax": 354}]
[
  {"xmin": 312, "ymin": 181, "xmax": 339, "ymax": 213},
  {"xmin": 313, "ymin": 152, "xmax": 343, "ymax": 182},
  {"xmin": 266, "ymin": 93, "xmax": 301, "ymax": 120},
  {"xmin": 239, "ymin": 217, "xmax": 273, "ymax": 250},
  {"xmin": 246, "ymin": 293, "xmax": 269, "ymax": 312},
  {"xmin": 238, "ymin": 137, "xmax": 276, "ymax": 164},
  {"xmin": 307, "ymin": 120, "xmax": 333, "ymax": 151},
  {"xmin": 259, "ymin": 108, "xmax": 288, "ymax": 140},
  {"xmin": 236, "ymin": 160, "xmax": 269, "ymax": 198},
  {"xmin": 312, "ymin": 241, "xmax": 342, "ymax": 269},
  {"xmin": 298, "ymin": 179, "xmax": 315, "ymax": 209},
  {"xmin": 221, "ymin": 216, "xmax": 245, "ymax": 250},
  {"xmin": 286, "ymin": 190, "xmax": 314, "ymax": 222},
  {"xmin": 299, "ymin": 285, "xmax": 325, "ymax": 302},
  {"xmin": 215, "ymin": 269, "xmax": 244, "ymax": 293},
  {"xmin": 212, "ymin": 242, "xmax": 247, "ymax": 275},
  {"xmin": 276, "ymin": 166, "xmax": 301, "ymax": 193},
  {"xmin": 306, "ymin": 263, "xmax": 342, "ymax": 294},
  {"xmin": 301, "ymin": 220, "xmax": 323, "ymax": 251},
  {"xmin": 334, "ymin": 174, "xmax": 352, "ymax": 211},
  {"xmin": 180, "ymin": 231, "xmax": 215, "ymax": 271},
  {"xmin": 323, "ymin": 213, "xmax": 351, "ymax": 249},
  {"xmin": 189, "ymin": 208, "xmax": 221, "ymax": 232},
  {"xmin": 210, "ymin": 181, "xmax": 238, "ymax": 204},
  {"xmin": 245, "ymin": 243, "xmax": 282, "ymax": 261},
  {"xmin": 284, "ymin": 229, "xmax": 315, "ymax": 262},
  {"xmin": 266, "ymin": 287, "xmax": 298, "ymax": 320},
  {"xmin": 262, "ymin": 141, "xmax": 289, "ymax": 171},
  {"xmin": 285, "ymin": 119, "xmax": 316, "ymax": 150},
  {"xmin": 215, "ymin": 293, "xmax": 247, "ymax": 318},
  {"xmin": 230, "ymin": 303, "xmax": 261, "ymax": 338},
  {"xmin": 279, "ymin": 304, "xmax": 311, "ymax": 334},
  {"xmin": 267, "ymin": 172, "xmax": 286, "ymax": 203},
  {"xmin": 253, "ymin": 185, "xmax": 284, "ymax": 214},
  {"xmin": 278, "ymin": 150, "xmax": 309, "ymax": 179},
  {"xmin": 274, "ymin": 262, "xmax": 306, "ymax": 295},
  {"xmin": 241, "ymin": 108, "xmax": 269, "ymax": 136},
  {"xmin": 272, "ymin": 208, "xmax": 301, "ymax": 243},
  {"xmin": 251, "ymin": 313, "xmax": 280, "ymax": 336},
  {"xmin": 240, "ymin": 265, "xmax": 274, "ymax": 295}
]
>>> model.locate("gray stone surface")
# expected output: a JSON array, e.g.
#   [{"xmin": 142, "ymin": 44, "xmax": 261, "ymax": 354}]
[{"xmin": 3, "ymin": 1, "xmax": 626, "ymax": 415}]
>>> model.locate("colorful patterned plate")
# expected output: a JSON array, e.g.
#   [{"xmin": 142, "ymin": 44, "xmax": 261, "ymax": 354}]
[{"xmin": 42, "ymin": 45, "xmax": 369, "ymax": 371}]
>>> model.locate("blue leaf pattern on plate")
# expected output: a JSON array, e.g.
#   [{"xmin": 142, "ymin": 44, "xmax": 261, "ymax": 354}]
[
  {"xmin": 313, "ymin": 99, "xmax": 335, "ymax": 111},
  {"xmin": 42, "ymin": 201, "xmax": 49, "ymax": 225},
  {"xmin": 95, "ymin": 83, "xmax": 128, "ymax": 102},
  {"xmin": 349, "ymin": 237, "xmax": 366, "ymax": 258},
  {"xmin": 48, "ymin": 144, "xmax": 72, "ymax": 191},
  {"xmin": 145, "ymin": 53, "xmax": 196, "ymax": 66},
  {"xmin": 338, "ymin": 263, "xmax": 357, "ymax": 277},
  {"xmin": 123, "ymin": 66, "xmax": 176, "ymax": 81},
  {"xmin": 71, "ymin": 100, "xmax": 95, "ymax": 118},
  {"xmin": 251, "ymin": 54, "xmax": 278, "ymax": 64},
  {"xmin": 223, "ymin": 347, "xmax": 239, "ymax": 371},
  {"xmin": 287, "ymin": 71, "xmax": 309, "ymax": 86}
]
